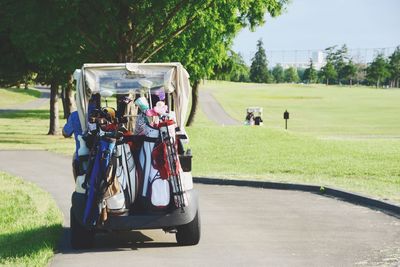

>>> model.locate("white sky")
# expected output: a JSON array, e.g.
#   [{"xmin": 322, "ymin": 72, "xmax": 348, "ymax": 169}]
[{"xmin": 233, "ymin": 0, "xmax": 400, "ymax": 64}]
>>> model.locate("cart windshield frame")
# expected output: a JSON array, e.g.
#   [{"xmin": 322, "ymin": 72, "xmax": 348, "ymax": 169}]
[{"xmin": 73, "ymin": 63, "xmax": 191, "ymax": 133}]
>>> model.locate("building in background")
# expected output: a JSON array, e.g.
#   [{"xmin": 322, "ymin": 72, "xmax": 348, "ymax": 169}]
[
  {"xmin": 281, "ymin": 50, "xmax": 325, "ymax": 70},
  {"xmin": 244, "ymin": 47, "xmax": 397, "ymax": 70}
]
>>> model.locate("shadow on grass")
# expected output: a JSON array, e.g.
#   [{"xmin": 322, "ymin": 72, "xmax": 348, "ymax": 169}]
[
  {"xmin": 0, "ymin": 139, "xmax": 41, "ymax": 144},
  {"xmin": 0, "ymin": 223, "xmax": 62, "ymax": 263},
  {"xmin": 58, "ymin": 227, "xmax": 178, "ymax": 254},
  {"xmin": 0, "ymin": 131, "xmax": 30, "ymax": 135},
  {"xmin": 0, "ymin": 109, "xmax": 49, "ymax": 119}
]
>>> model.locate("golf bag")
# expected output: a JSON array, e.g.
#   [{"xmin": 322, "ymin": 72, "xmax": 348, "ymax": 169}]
[
  {"xmin": 159, "ymin": 120, "xmax": 187, "ymax": 208},
  {"xmin": 102, "ymin": 154, "xmax": 126, "ymax": 215},
  {"xmin": 114, "ymin": 143, "xmax": 138, "ymax": 209},
  {"xmin": 139, "ymin": 125, "xmax": 171, "ymax": 209},
  {"xmin": 83, "ymin": 138, "xmax": 116, "ymax": 225}
]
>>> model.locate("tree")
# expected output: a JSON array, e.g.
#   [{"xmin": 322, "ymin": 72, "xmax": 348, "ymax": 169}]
[
  {"xmin": 272, "ymin": 64, "xmax": 284, "ymax": 83},
  {"xmin": 354, "ymin": 63, "xmax": 367, "ymax": 85},
  {"xmin": 0, "ymin": 31, "xmax": 35, "ymax": 88},
  {"xmin": 229, "ymin": 53, "xmax": 250, "ymax": 82},
  {"xmin": 153, "ymin": 1, "xmax": 287, "ymax": 124},
  {"xmin": 324, "ymin": 44, "xmax": 349, "ymax": 84},
  {"xmin": 250, "ymin": 39, "xmax": 270, "ymax": 83},
  {"xmin": 320, "ymin": 61, "xmax": 337, "ymax": 85},
  {"xmin": 2, "ymin": 0, "xmax": 288, "ymax": 129},
  {"xmin": 366, "ymin": 54, "xmax": 390, "ymax": 88},
  {"xmin": 334, "ymin": 45, "xmax": 349, "ymax": 84},
  {"xmin": 1, "ymin": 1, "xmax": 82, "ymax": 134},
  {"xmin": 341, "ymin": 60, "xmax": 357, "ymax": 86},
  {"xmin": 212, "ymin": 51, "xmax": 249, "ymax": 82},
  {"xmin": 297, "ymin": 68, "xmax": 305, "ymax": 83},
  {"xmin": 284, "ymin": 67, "xmax": 299, "ymax": 83},
  {"xmin": 303, "ymin": 59, "xmax": 317, "ymax": 83},
  {"xmin": 388, "ymin": 46, "xmax": 400, "ymax": 88}
]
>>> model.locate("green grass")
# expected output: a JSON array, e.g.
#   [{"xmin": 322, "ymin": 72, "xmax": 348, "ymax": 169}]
[
  {"xmin": 0, "ymin": 108, "xmax": 75, "ymax": 155},
  {"xmin": 0, "ymin": 87, "xmax": 41, "ymax": 108},
  {"xmin": 188, "ymin": 81, "xmax": 400, "ymax": 203},
  {"xmin": 0, "ymin": 172, "xmax": 63, "ymax": 266},
  {"xmin": 187, "ymin": 126, "xmax": 400, "ymax": 203},
  {"xmin": 0, "ymin": 86, "xmax": 74, "ymax": 154},
  {"xmin": 202, "ymin": 81, "xmax": 400, "ymax": 137},
  {"xmin": 0, "ymin": 83, "xmax": 399, "ymax": 204}
]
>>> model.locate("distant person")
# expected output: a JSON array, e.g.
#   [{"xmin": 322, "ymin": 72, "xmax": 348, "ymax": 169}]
[
  {"xmin": 245, "ymin": 112, "xmax": 254, "ymax": 125},
  {"xmin": 254, "ymin": 116, "xmax": 263, "ymax": 126}
]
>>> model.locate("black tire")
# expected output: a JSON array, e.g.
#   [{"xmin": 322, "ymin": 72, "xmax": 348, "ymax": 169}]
[
  {"xmin": 70, "ymin": 208, "xmax": 95, "ymax": 249},
  {"xmin": 176, "ymin": 211, "xmax": 201, "ymax": 246}
]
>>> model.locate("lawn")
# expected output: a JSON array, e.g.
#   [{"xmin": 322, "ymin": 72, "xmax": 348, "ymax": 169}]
[
  {"xmin": 0, "ymin": 85, "xmax": 74, "ymax": 153},
  {"xmin": 0, "ymin": 87, "xmax": 41, "ymax": 108},
  {"xmin": 0, "ymin": 172, "xmax": 63, "ymax": 266},
  {"xmin": 0, "ymin": 84, "xmax": 399, "ymax": 204},
  {"xmin": 187, "ymin": 126, "xmax": 400, "ymax": 203},
  {"xmin": 188, "ymin": 81, "xmax": 400, "ymax": 203},
  {"xmin": 201, "ymin": 81, "xmax": 400, "ymax": 138}
]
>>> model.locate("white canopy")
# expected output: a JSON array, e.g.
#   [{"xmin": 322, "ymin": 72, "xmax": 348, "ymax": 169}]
[
  {"xmin": 73, "ymin": 63, "xmax": 191, "ymax": 132},
  {"xmin": 246, "ymin": 107, "xmax": 263, "ymax": 113}
]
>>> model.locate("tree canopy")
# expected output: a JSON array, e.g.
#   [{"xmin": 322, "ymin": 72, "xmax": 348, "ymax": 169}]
[
  {"xmin": 341, "ymin": 59, "xmax": 357, "ymax": 86},
  {"xmin": 366, "ymin": 54, "xmax": 390, "ymax": 88},
  {"xmin": 284, "ymin": 66, "xmax": 299, "ymax": 83},
  {"xmin": 0, "ymin": 0, "xmax": 288, "ymax": 131},
  {"xmin": 320, "ymin": 61, "xmax": 337, "ymax": 85},
  {"xmin": 388, "ymin": 46, "xmax": 400, "ymax": 87},
  {"xmin": 303, "ymin": 59, "xmax": 317, "ymax": 83},
  {"xmin": 212, "ymin": 51, "xmax": 249, "ymax": 82},
  {"xmin": 271, "ymin": 64, "xmax": 284, "ymax": 83}
]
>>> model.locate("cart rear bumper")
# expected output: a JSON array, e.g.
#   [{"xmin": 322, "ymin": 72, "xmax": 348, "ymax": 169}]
[{"xmin": 71, "ymin": 189, "xmax": 198, "ymax": 231}]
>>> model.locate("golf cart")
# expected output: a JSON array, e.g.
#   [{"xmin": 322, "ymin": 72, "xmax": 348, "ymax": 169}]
[
  {"xmin": 70, "ymin": 63, "xmax": 200, "ymax": 249},
  {"xmin": 244, "ymin": 107, "xmax": 263, "ymax": 126}
]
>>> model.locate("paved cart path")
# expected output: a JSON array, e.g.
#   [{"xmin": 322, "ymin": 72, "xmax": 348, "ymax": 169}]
[
  {"xmin": 0, "ymin": 86, "xmax": 50, "ymax": 111},
  {"xmin": 199, "ymin": 90, "xmax": 240, "ymax": 125},
  {"xmin": 0, "ymin": 150, "xmax": 400, "ymax": 266},
  {"xmin": 25, "ymin": 86, "xmax": 50, "ymax": 109}
]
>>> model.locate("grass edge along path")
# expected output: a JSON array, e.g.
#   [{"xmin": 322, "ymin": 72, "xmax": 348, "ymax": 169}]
[
  {"xmin": 0, "ymin": 171, "xmax": 63, "ymax": 267},
  {"xmin": 0, "ymin": 87, "xmax": 41, "ymax": 108},
  {"xmin": 187, "ymin": 126, "xmax": 400, "ymax": 204}
]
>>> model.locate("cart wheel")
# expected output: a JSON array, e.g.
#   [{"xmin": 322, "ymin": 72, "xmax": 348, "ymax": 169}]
[
  {"xmin": 70, "ymin": 208, "xmax": 95, "ymax": 249},
  {"xmin": 176, "ymin": 211, "xmax": 201, "ymax": 246}
]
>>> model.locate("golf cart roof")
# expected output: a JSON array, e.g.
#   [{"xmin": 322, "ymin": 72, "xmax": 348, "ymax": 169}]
[
  {"xmin": 73, "ymin": 63, "xmax": 191, "ymax": 132},
  {"xmin": 246, "ymin": 107, "xmax": 263, "ymax": 113},
  {"xmin": 73, "ymin": 63, "xmax": 190, "ymax": 95}
]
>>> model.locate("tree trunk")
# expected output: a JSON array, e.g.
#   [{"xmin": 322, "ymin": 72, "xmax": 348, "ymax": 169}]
[
  {"xmin": 66, "ymin": 75, "xmax": 75, "ymax": 116},
  {"xmin": 64, "ymin": 76, "xmax": 74, "ymax": 118},
  {"xmin": 349, "ymin": 79, "xmax": 352, "ymax": 87},
  {"xmin": 48, "ymin": 82, "xmax": 60, "ymax": 135},
  {"xmin": 185, "ymin": 80, "xmax": 199, "ymax": 126},
  {"xmin": 61, "ymin": 86, "xmax": 67, "ymax": 119},
  {"xmin": 326, "ymin": 78, "xmax": 328, "ymax": 86},
  {"xmin": 60, "ymin": 76, "xmax": 74, "ymax": 119}
]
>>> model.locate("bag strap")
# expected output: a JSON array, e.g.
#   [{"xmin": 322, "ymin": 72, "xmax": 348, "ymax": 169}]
[{"xmin": 107, "ymin": 154, "xmax": 118, "ymax": 187}]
